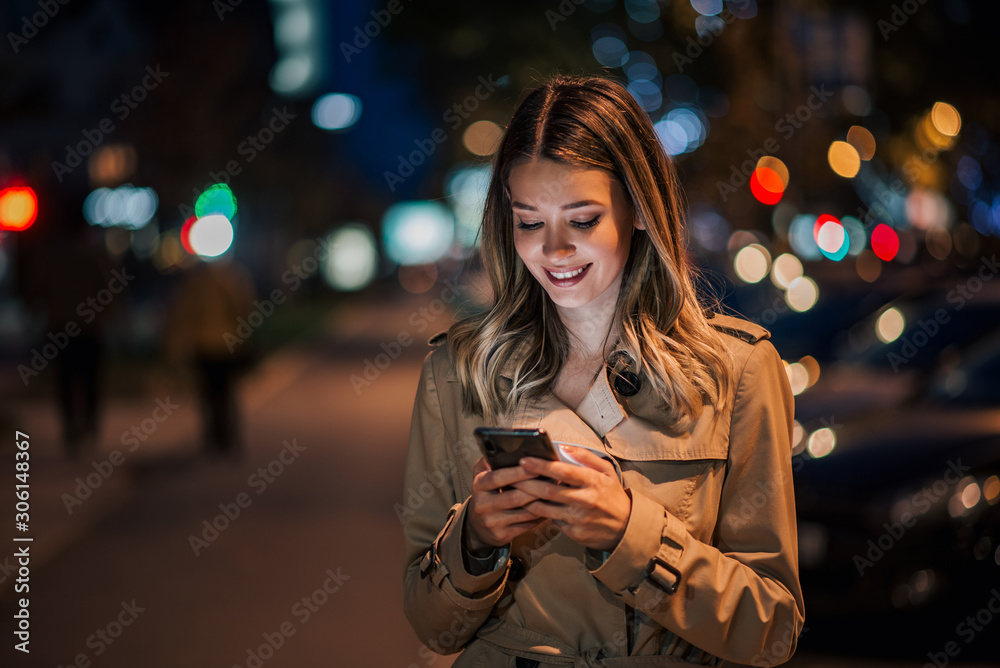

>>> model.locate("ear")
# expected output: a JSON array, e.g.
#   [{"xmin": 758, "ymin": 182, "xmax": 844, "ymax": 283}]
[{"xmin": 633, "ymin": 216, "xmax": 646, "ymax": 231}]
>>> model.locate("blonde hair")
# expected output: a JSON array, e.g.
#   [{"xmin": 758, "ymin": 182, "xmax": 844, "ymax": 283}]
[{"xmin": 449, "ymin": 74, "xmax": 733, "ymax": 428}]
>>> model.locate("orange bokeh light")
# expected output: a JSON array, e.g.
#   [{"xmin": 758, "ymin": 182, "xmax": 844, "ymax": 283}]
[{"xmin": 0, "ymin": 186, "xmax": 38, "ymax": 231}]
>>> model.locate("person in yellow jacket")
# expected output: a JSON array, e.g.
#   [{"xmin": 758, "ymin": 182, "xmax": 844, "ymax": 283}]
[{"xmin": 402, "ymin": 74, "xmax": 804, "ymax": 667}]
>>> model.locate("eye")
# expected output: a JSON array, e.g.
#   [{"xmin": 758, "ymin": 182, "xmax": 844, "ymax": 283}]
[
  {"xmin": 571, "ymin": 216, "xmax": 601, "ymax": 229},
  {"xmin": 516, "ymin": 218, "xmax": 543, "ymax": 230}
]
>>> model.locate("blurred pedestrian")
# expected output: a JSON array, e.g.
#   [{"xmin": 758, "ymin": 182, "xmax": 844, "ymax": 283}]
[
  {"xmin": 166, "ymin": 256, "xmax": 256, "ymax": 457},
  {"xmin": 403, "ymin": 75, "xmax": 804, "ymax": 666},
  {"xmin": 29, "ymin": 220, "xmax": 113, "ymax": 459}
]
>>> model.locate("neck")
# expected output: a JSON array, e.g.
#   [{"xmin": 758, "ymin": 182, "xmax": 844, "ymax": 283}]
[{"xmin": 555, "ymin": 276, "xmax": 622, "ymax": 361}]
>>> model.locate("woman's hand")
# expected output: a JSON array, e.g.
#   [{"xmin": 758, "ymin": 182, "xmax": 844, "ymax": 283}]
[
  {"xmin": 465, "ymin": 457, "xmax": 547, "ymax": 552},
  {"xmin": 513, "ymin": 445, "xmax": 631, "ymax": 552}
]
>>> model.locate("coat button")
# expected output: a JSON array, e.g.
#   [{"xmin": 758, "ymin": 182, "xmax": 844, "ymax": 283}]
[
  {"xmin": 612, "ymin": 370, "xmax": 641, "ymax": 396},
  {"xmin": 507, "ymin": 556, "xmax": 526, "ymax": 582}
]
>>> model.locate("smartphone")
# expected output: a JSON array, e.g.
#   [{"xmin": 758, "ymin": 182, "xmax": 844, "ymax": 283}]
[{"xmin": 473, "ymin": 427, "xmax": 559, "ymax": 470}]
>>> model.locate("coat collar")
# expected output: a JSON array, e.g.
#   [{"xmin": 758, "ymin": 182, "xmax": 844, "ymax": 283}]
[{"xmin": 498, "ymin": 345, "xmax": 728, "ymax": 461}]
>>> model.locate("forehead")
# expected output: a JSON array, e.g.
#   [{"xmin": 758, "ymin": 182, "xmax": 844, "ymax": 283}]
[{"xmin": 507, "ymin": 159, "xmax": 615, "ymax": 206}]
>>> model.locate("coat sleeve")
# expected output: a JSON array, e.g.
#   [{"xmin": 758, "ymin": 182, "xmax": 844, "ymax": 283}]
[
  {"xmin": 588, "ymin": 340, "xmax": 805, "ymax": 666},
  {"xmin": 402, "ymin": 352, "xmax": 511, "ymax": 654}
]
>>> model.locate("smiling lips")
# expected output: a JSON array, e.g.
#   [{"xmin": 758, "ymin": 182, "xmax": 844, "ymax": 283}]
[{"xmin": 544, "ymin": 263, "xmax": 591, "ymax": 287}]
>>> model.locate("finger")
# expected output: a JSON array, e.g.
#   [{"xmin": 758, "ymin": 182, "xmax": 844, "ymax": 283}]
[
  {"xmin": 478, "ymin": 465, "xmax": 542, "ymax": 492},
  {"xmin": 472, "ymin": 456, "xmax": 490, "ymax": 476},
  {"xmin": 523, "ymin": 498, "xmax": 572, "ymax": 522},
  {"xmin": 519, "ymin": 457, "xmax": 593, "ymax": 487},
  {"xmin": 558, "ymin": 445, "xmax": 616, "ymax": 477},
  {"xmin": 481, "ymin": 487, "xmax": 539, "ymax": 512},
  {"xmin": 512, "ymin": 478, "xmax": 574, "ymax": 503}
]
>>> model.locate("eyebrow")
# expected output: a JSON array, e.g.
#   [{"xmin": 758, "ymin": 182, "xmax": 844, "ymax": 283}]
[{"xmin": 511, "ymin": 199, "xmax": 604, "ymax": 211}]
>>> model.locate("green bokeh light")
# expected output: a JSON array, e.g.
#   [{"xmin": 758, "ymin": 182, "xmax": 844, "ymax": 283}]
[{"xmin": 195, "ymin": 184, "xmax": 237, "ymax": 220}]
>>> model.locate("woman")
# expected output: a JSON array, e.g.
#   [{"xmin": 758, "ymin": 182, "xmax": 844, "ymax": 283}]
[{"xmin": 402, "ymin": 74, "xmax": 804, "ymax": 667}]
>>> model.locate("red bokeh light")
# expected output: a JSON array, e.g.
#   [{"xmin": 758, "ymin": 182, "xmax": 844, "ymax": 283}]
[
  {"xmin": 871, "ymin": 223, "xmax": 899, "ymax": 261},
  {"xmin": 750, "ymin": 167, "xmax": 784, "ymax": 205}
]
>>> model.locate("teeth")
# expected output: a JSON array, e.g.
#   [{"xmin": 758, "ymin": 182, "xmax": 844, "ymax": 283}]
[{"xmin": 550, "ymin": 266, "xmax": 586, "ymax": 280}]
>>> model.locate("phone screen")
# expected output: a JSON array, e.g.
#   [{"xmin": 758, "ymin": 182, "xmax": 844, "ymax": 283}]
[{"xmin": 473, "ymin": 428, "xmax": 557, "ymax": 469}]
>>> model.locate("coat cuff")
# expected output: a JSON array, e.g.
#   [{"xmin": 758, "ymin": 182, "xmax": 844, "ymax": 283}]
[
  {"xmin": 435, "ymin": 498, "xmax": 510, "ymax": 598},
  {"xmin": 589, "ymin": 488, "xmax": 685, "ymax": 594}
]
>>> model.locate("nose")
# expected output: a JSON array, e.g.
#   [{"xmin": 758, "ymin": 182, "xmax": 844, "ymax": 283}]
[{"xmin": 542, "ymin": 224, "xmax": 575, "ymax": 263}]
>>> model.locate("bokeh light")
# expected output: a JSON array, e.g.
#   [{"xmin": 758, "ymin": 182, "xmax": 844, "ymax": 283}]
[
  {"xmin": 188, "ymin": 214, "xmax": 234, "ymax": 258},
  {"xmin": 876, "ymin": 307, "xmax": 905, "ymax": 344},
  {"xmin": 871, "ymin": 223, "xmax": 900, "ymax": 261},
  {"xmin": 462, "ymin": 120, "xmax": 503, "ymax": 156},
  {"xmin": 807, "ymin": 427, "xmax": 836, "ymax": 458},
  {"xmin": 846, "ymin": 126, "xmax": 876, "ymax": 161},
  {"xmin": 828, "ymin": 141, "xmax": 861, "ymax": 178},
  {"xmin": 733, "ymin": 243, "xmax": 771, "ymax": 284},
  {"xmin": 816, "ymin": 218, "xmax": 849, "ymax": 261},
  {"xmin": 788, "ymin": 214, "xmax": 822, "ymax": 260},
  {"xmin": 799, "ymin": 355, "xmax": 821, "ymax": 388},
  {"xmin": 785, "ymin": 362, "xmax": 809, "ymax": 396},
  {"xmin": 311, "ymin": 93, "xmax": 362, "ymax": 131},
  {"xmin": 690, "ymin": 0, "xmax": 722, "ymax": 15},
  {"xmin": 841, "ymin": 216, "xmax": 867, "ymax": 256},
  {"xmin": 195, "ymin": 183, "xmax": 237, "ymax": 221},
  {"xmin": 925, "ymin": 226, "xmax": 953, "ymax": 260},
  {"xmin": 770, "ymin": 253, "xmax": 803, "ymax": 289},
  {"xmin": 785, "ymin": 276, "xmax": 819, "ymax": 312},
  {"xmin": 321, "ymin": 223, "xmax": 378, "ymax": 291},
  {"xmin": 654, "ymin": 107, "xmax": 708, "ymax": 155},
  {"xmin": 856, "ymin": 249, "xmax": 882, "ymax": 282},
  {"xmin": 0, "ymin": 186, "xmax": 38, "ymax": 231},
  {"xmin": 930, "ymin": 102, "xmax": 961, "ymax": 137},
  {"xmin": 446, "ymin": 165, "xmax": 490, "ymax": 248},
  {"xmin": 382, "ymin": 201, "xmax": 455, "ymax": 266},
  {"xmin": 750, "ymin": 164, "xmax": 785, "ymax": 205},
  {"xmin": 83, "ymin": 186, "xmax": 158, "ymax": 229},
  {"xmin": 398, "ymin": 263, "xmax": 438, "ymax": 294}
]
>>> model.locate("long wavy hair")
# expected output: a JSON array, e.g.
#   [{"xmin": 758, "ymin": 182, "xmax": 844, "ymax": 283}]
[{"xmin": 448, "ymin": 74, "xmax": 733, "ymax": 428}]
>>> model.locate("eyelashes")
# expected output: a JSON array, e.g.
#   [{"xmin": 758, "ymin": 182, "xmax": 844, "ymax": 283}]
[{"xmin": 515, "ymin": 216, "xmax": 601, "ymax": 231}]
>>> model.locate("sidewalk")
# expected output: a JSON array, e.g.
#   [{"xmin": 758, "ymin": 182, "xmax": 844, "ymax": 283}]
[{"xmin": 0, "ymin": 345, "xmax": 321, "ymax": 596}]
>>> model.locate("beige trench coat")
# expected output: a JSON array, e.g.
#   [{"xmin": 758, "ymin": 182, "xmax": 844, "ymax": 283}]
[{"xmin": 402, "ymin": 313, "xmax": 805, "ymax": 667}]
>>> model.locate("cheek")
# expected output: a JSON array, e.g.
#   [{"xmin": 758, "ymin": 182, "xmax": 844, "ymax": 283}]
[{"xmin": 512, "ymin": 235, "xmax": 534, "ymax": 264}]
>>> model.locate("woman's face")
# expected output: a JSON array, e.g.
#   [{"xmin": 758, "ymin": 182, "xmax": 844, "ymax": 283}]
[{"xmin": 508, "ymin": 158, "xmax": 642, "ymax": 313}]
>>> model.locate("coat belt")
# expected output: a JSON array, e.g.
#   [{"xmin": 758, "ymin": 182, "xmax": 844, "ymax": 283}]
[{"xmin": 475, "ymin": 617, "xmax": 721, "ymax": 666}]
